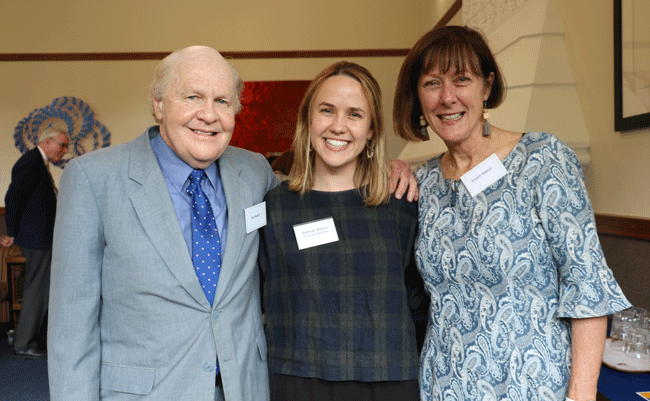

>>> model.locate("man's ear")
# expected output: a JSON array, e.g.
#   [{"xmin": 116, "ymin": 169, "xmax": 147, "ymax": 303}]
[{"xmin": 152, "ymin": 91, "xmax": 164, "ymax": 121}]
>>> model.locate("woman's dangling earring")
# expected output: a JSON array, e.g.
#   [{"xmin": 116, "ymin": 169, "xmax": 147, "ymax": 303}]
[
  {"xmin": 366, "ymin": 140, "xmax": 374, "ymax": 158},
  {"xmin": 419, "ymin": 115, "xmax": 430, "ymax": 140},
  {"xmin": 482, "ymin": 101, "xmax": 491, "ymax": 137}
]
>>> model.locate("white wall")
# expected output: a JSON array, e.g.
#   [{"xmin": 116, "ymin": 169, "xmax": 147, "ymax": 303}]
[{"xmin": 556, "ymin": 1, "xmax": 650, "ymax": 219}]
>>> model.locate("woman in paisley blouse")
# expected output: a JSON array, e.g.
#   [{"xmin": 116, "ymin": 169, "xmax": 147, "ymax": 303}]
[{"xmin": 393, "ymin": 25, "xmax": 631, "ymax": 401}]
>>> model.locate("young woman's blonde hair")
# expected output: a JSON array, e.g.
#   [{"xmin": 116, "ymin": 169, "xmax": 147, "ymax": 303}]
[{"xmin": 288, "ymin": 61, "xmax": 390, "ymax": 206}]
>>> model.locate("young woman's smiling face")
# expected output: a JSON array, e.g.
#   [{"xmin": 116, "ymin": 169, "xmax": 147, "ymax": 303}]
[{"xmin": 310, "ymin": 74, "xmax": 373, "ymax": 177}]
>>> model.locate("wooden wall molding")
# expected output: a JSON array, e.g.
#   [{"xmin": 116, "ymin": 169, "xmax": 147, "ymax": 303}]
[
  {"xmin": 1, "ymin": 207, "xmax": 648, "ymax": 240},
  {"xmin": 435, "ymin": 0, "xmax": 462, "ymax": 29},
  {"xmin": 595, "ymin": 214, "xmax": 650, "ymax": 241},
  {"xmin": 0, "ymin": 49, "xmax": 411, "ymax": 62}
]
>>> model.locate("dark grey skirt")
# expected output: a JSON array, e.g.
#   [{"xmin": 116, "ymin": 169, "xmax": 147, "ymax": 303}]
[{"xmin": 270, "ymin": 373, "xmax": 420, "ymax": 401}]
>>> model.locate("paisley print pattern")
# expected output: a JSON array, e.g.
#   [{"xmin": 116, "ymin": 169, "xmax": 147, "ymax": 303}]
[{"xmin": 415, "ymin": 132, "xmax": 631, "ymax": 401}]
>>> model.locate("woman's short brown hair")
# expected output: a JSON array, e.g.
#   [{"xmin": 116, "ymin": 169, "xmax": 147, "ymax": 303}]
[{"xmin": 393, "ymin": 25, "xmax": 506, "ymax": 141}]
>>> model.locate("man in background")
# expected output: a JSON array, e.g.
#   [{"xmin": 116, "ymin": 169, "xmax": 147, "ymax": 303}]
[{"xmin": 2, "ymin": 127, "xmax": 69, "ymax": 359}]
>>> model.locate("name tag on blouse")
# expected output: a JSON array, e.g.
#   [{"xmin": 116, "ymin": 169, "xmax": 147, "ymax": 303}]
[
  {"xmin": 460, "ymin": 153, "xmax": 507, "ymax": 197},
  {"xmin": 293, "ymin": 217, "xmax": 340, "ymax": 250}
]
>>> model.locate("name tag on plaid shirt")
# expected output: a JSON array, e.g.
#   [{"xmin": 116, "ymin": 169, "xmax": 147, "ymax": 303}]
[{"xmin": 293, "ymin": 217, "xmax": 339, "ymax": 250}]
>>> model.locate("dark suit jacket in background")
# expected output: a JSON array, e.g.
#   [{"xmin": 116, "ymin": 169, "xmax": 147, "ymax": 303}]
[
  {"xmin": 4, "ymin": 145, "xmax": 57, "ymax": 352},
  {"xmin": 5, "ymin": 147, "xmax": 57, "ymax": 249}
]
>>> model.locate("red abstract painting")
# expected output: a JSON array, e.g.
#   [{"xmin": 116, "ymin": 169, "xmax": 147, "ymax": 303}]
[{"xmin": 231, "ymin": 80, "xmax": 311, "ymax": 158}]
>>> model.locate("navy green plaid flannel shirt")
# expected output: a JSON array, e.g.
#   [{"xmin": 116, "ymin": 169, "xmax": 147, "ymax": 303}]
[{"xmin": 259, "ymin": 182, "xmax": 428, "ymax": 382}]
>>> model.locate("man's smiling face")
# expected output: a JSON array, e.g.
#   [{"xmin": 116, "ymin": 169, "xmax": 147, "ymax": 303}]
[{"xmin": 153, "ymin": 46, "xmax": 238, "ymax": 169}]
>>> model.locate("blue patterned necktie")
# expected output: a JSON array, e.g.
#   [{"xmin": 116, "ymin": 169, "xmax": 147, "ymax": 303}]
[{"xmin": 187, "ymin": 169, "xmax": 221, "ymax": 306}]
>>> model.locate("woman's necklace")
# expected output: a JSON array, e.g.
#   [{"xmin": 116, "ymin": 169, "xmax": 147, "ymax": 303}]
[
  {"xmin": 449, "ymin": 179, "xmax": 460, "ymax": 207},
  {"xmin": 445, "ymin": 128, "xmax": 493, "ymax": 207}
]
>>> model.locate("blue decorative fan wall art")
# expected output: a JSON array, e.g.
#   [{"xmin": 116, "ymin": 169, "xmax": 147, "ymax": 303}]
[{"xmin": 14, "ymin": 96, "xmax": 111, "ymax": 167}]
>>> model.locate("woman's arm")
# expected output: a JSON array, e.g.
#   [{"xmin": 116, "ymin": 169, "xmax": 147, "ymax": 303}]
[{"xmin": 566, "ymin": 316, "xmax": 607, "ymax": 401}]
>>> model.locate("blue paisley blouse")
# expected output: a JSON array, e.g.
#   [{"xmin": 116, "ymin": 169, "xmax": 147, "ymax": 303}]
[{"xmin": 414, "ymin": 132, "xmax": 631, "ymax": 401}]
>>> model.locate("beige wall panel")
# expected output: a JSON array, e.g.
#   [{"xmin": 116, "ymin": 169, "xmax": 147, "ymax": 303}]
[
  {"xmin": 0, "ymin": 1, "xmax": 425, "ymax": 53},
  {"xmin": 525, "ymin": 86, "xmax": 590, "ymax": 145},
  {"xmin": 535, "ymin": 35, "xmax": 574, "ymax": 84},
  {"xmin": 494, "ymin": 37, "xmax": 542, "ymax": 87},
  {"xmin": 556, "ymin": 1, "xmax": 650, "ymax": 218},
  {"xmin": 489, "ymin": 87, "xmax": 533, "ymax": 132}
]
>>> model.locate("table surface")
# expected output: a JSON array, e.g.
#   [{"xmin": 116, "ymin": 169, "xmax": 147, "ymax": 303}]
[{"xmin": 598, "ymin": 364, "xmax": 650, "ymax": 401}]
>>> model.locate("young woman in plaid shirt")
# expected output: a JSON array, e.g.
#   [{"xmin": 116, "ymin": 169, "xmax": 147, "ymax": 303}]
[{"xmin": 259, "ymin": 61, "xmax": 428, "ymax": 401}]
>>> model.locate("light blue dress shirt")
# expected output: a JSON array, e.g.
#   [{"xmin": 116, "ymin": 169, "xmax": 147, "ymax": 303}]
[{"xmin": 150, "ymin": 132, "xmax": 228, "ymax": 259}]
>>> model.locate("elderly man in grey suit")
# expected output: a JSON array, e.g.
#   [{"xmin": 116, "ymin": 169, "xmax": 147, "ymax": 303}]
[{"xmin": 48, "ymin": 46, "xmax": 276, "ymax": 400}]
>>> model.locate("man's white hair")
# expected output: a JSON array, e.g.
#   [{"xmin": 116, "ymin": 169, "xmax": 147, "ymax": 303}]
[{"xmin": 39, "ymin": 126, "xmax": 68, "ymax": 143}]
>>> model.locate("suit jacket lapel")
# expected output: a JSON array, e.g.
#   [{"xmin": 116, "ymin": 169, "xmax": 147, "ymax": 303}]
[
  {"xmin": 215, "ymin": 148, "xmax": 252, "ymax": 303},
  {"xmin": 128, "ymin": 132, "xmax": 210, "ymax": 309}
]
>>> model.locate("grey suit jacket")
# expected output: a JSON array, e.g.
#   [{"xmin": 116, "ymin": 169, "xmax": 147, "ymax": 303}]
[{"xmin": 48, "ymin": 127, "xmax": 277, "ymax": 400}]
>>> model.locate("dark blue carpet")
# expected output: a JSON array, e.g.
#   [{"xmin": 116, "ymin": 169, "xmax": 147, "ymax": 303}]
[{"xmin": 0, "ymin": 330, "xmax": 49, "ymax": 400}]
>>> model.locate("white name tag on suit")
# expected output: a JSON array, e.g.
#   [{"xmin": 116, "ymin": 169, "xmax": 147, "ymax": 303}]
[
  {"xmin": 245, "ymin": 202, "xmax": 267, "ymax": 233},
  {"xmin": 293, "ymin": 217, "xmax": 340, "ymax": 250},
  {"xmin": 460, "ymin": 153, "xmax": 508, "ymax": 197}
]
